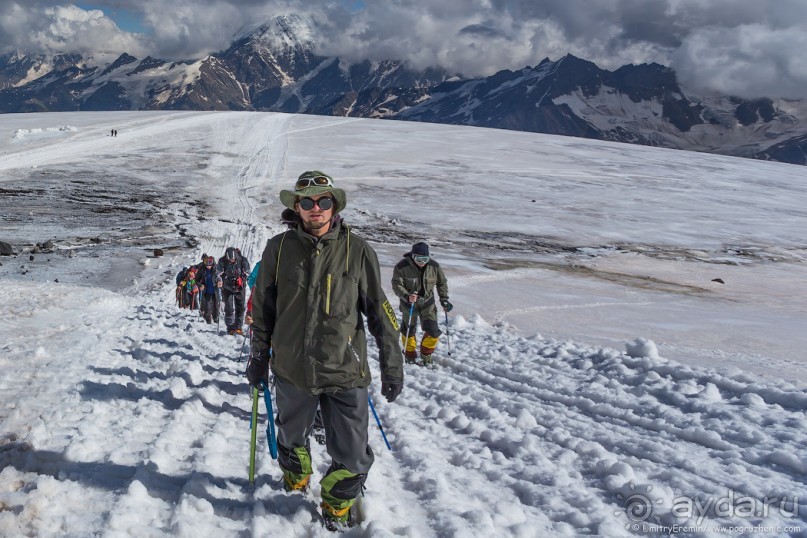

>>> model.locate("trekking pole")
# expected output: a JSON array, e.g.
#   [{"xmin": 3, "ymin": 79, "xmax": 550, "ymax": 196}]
[
  {"xmin": 368, "ymin": 395, "xmax": 392, "ymax": 451},
  {"xmin": 445, "ymin": 309, "xmax": 452, "ymax": 356},
  {"xmin": 248, "ymin": 386, "xmax": 259, "ymax": 485},
  {"xmin": 238, "ymin": 329, "xmax": 250, "ymax": 362},
  {"xmin": 217, "ymin": 287, "xmax": 222, "ymax": 335},
  {"xmin": 260, "ymin": 380, "xmax": 278, "ymax": 459},
  {"xmin": 403, "ymin": 302, "xmax": 415, "ymax": 353}
]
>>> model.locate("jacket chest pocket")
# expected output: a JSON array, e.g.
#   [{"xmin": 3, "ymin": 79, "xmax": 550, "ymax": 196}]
[
  {"xmin": 279, "ymin": 262, "xmax": 307, "ymax": 307},
  {"xmin": 284, "ymin": 259, "xmax": 307, "ymax": 287},
  {"xmin": 325, "ymin": 272, "xmax": 359, "ymax": 317}
]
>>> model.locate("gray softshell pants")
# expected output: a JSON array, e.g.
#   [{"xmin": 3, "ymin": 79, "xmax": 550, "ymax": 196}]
[{"xmin": 275, "ymin": 377, "xmax": 375, "ymax": 476}]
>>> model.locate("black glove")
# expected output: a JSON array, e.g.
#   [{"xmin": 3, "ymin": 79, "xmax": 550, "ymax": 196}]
[
  {"xmin": 441, "ymin": 299, "xmax": 453, "ymax": 312},
  {"xmin": 246, "ymin": 349, "xmax": 270, "ymax": 388},
  {"xmin": 381, "ymin": 382, "xmax": 403, "ymax": 403}
]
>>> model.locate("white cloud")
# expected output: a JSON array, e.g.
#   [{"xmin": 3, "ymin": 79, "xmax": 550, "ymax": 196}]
[
  {"xmin": 138, "ymin": 0, "xmax": 245, "ymax": 59},
  {"xmin": 0, "ymin": 0, "xmax": 806, "ymax": 98},
  {"xmin": 0, "ymin": 3, "xmax": 147, "ymax": 56},
  {"xmin": 671, "ymin": 23, "xmax": 807, "ymax": 99}
]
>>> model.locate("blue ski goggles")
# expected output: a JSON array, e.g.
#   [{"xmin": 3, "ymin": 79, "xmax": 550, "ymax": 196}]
[{"xmin": 413, "ymin": 255, "xmax": 429, "ymax": 264}]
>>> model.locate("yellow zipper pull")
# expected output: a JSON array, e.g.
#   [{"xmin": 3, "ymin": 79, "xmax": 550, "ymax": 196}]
[{"xmin": 325, "ymin": 274, "xmax": 332, "ymax": 314}]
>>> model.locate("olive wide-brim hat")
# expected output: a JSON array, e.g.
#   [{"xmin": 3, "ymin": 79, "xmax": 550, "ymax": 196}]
[{"xmin": 279, "ymin": 171, "xmax": 347, "ymax": 213}]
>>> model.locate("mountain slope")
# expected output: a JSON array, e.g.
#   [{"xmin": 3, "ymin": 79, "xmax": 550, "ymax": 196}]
[
  {"xmin": 1, "ymin": 17, "xmax": 806, "ymax": 165},
  {"xmin": 0, "ymin": 111, "xmax": 805, "ymax": 536}
]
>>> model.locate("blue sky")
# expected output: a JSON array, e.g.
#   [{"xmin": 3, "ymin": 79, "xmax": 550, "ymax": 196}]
[
  {"xmin": 76, "ymin": 3, "xmax": 148, "ymax": 33},
  {"xmin": 75, "ymin": 0, "xmax": 365, "ymax": 34}
]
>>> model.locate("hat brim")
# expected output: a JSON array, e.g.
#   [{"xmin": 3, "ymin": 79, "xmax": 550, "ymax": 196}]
[{"xmin": 280, "ymin": 186, "xmax": 347, "ymax": 213}]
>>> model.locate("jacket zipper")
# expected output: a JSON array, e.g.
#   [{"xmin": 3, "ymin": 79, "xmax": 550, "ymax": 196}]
[{"xmin": 325, "ymin": 273, "xmax": 332, "ymax": 315}]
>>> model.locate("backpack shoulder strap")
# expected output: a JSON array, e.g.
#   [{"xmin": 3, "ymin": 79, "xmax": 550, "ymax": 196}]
[{"xmin": 275, "ymin": 231, "xmax": 288, "ymax": 285}]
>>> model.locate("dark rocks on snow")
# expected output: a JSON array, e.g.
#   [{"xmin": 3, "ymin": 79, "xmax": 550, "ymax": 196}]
[
  {"xmin": 712, "ymin": 278, "xmax": 725, "ymax": 284},
  {"xmin": 29, "ymin": 255, "xmax": 34, "ymax": 261},
  {"xmin": 0, "ymin": 241, "xmax": 15, "ymax": 255},
  {"xmin": 32, "ymin": 240, "xmax": 54, "ymax": 253},
  {"xmin": 154, "ymin": 248, "xmax": 164, "ymax": 257}
]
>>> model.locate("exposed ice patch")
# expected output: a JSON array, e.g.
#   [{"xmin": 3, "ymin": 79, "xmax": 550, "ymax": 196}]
[{"xmin": 12, "ymin": 126, "xmax": 77, "ymax": 139}]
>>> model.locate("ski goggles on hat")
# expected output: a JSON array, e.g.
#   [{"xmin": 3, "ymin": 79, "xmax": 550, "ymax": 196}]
[
  {"xmin": 295, "ymin": 176, "xmax": 333, "ymax": 190},
  {"xmin": 298, "ymin": 197, "xmax": 335, "ymax": 211},
  {"xmin": 413, "ymin": 255, "xmax": 429, "ymax": 264}
]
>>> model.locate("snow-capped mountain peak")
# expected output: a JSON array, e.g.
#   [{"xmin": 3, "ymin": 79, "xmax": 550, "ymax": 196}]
[{"xmin": 1, "ymin": 17, "xmax": 806, "ymax": 164}]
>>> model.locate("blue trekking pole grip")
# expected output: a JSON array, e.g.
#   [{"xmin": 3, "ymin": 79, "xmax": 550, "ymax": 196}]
[
  {"xmin": 368, "ymin": 395, "xmax": 392, "ymax": 451},
  {"xmin": 260, "ymin": 380, "xmax": 278, "ymax": 459}
]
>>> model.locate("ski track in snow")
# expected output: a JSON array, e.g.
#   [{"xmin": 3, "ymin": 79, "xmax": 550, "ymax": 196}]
[
  {"xmin": 195, "ymin": 113, "xmax": 292, "ymax": 261},
  {"xmin": 1, "ymin": 112, "xmax": 806, "ymax": 537},
  {"xmin": 2, "ymin": 283, "xmax": 806, "ymax": 536}
]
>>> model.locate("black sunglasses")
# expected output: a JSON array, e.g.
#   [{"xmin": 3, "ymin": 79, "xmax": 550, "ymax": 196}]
[{"xmin": 298, "ymin": 197, "xmax": 335, "ymax": 211}]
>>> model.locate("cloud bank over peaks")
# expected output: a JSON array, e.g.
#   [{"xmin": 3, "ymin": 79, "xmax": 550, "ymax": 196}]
[
  {"xmin": 0, "ymin": 0, "xmax": 806, "ymax": 99},
  {"xmin": 0, "ymin": 3, "xmax": 147, "ymax": 57}
]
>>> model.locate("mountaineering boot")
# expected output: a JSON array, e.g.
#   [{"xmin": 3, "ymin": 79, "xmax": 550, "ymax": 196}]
[
  {"xmin": 320, "ymin": 465, "xmax": 366, "ymax": 531},
  {"xmin": 279, "ymin": 443, "xmax": 313, "ymax": 493},
  {"xmin": 402, "ymin": 333, "xmax": 417, "ymax": 363},
  {"xmin": 321, "ymin": 503, "xmax": 352, "ymax": 531},
  {"xmin": 282, "ymin": 470, "xmax": 311, "ymax": 493},
  {"xmin": 420, "ymin": 334, "xmax": 438, "ymax": 359},
  {"xmin": 321, "ymin": 484, "xmax": 364, "ymax": 531},
  {"xmin": 420, "ymin": 354, "xmax": 433, "ymax": 366}
]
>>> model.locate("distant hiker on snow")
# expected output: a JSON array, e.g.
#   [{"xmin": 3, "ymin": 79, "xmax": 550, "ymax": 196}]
[
  {"xmin": 196, "ymin": 255, "xmax": 222, "ymax": 324},
  {"xmin": 391, "ymin": 242, "xmax": 452, "ymax": 365},
  {"xmin": 195, "ymin": 252, "xmax": 209, "ymax": 273},
  {"xmin": 217, "ymin": 247, "xmax": 250, "ymax": 335},
  {"xmin": 175, "ymin": 265, "xmax": 200, "ymax": 309},
  {"xmin": 246, "ymin": 171, "xmax": 404, "ymax": 530}
]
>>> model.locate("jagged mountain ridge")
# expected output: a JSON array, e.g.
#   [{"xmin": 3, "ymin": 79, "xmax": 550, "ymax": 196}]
[{"xmin": 1, "ymin": 14, "xmax": 805, "ymax": 165}]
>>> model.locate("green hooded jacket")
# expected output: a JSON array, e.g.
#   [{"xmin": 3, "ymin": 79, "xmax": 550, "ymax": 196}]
[
  {"xmin": 391, "ymin": 254, "xmax": 449, "ymax": 320},
  {"xmin": 251, "ymin": 219, "xmax": 404, "ymax": 394}
]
